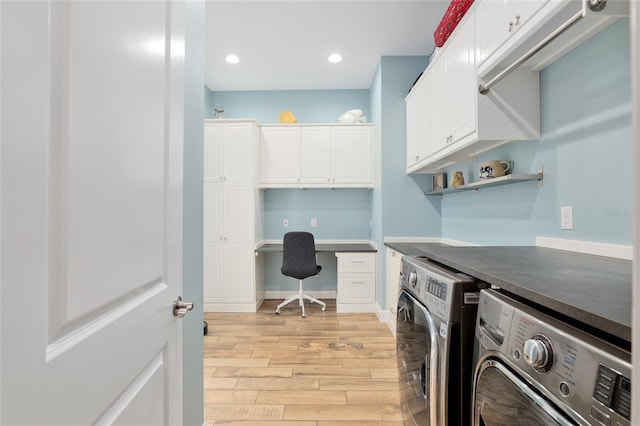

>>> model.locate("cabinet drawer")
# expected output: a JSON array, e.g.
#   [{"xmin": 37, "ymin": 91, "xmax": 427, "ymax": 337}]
[
  {"xmin": 337, "ymin": 252, "xmax": 375, "ymax": 273},
  {"xmin": 338, "ymin": 273, "xmax": 375, "ymax": 304}
]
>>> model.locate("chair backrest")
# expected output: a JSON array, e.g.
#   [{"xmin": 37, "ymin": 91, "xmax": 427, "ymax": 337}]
[{"xmin": 281, "ymin": 232, "xmax": 320, "ymax": 279}]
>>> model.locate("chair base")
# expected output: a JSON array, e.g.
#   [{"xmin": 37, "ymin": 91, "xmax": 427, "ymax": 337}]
[{"xmin": 275, "ymin": 279, "xmax": 326, "ymax": 318}]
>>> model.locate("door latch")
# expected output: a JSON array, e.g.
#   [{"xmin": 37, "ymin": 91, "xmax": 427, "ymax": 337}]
[{"xmin": 173, "ymin": 296, "xmax": 194, "ymax": 318}]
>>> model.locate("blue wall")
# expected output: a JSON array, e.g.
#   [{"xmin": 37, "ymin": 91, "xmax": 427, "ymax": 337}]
[
  {"xmin": 183, "ymin": 1, "xmax": 204, "ymax": 425},
  {"xmin": 441, "ymin": 19, "xmax": 632, "ymax": 245},
  {"xmin": 263, "ymin": 189, "xmax": 372, "ymax": 240},
  {"xmin": 207, "ymin": 89, "xmax": 370, "ymax": 123},
  {"xmin": 372, "ymin": 56, "xmax": 442, "ymax": 307}
]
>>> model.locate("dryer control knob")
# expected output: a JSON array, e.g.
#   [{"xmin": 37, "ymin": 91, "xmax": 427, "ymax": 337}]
[
  {"xmin": 408, "ymin": 272, "xmax": 418, "ymax": 287},
  {"xmin": 523, "ymin": 336, "xmax": 553, "ymax": 372}
]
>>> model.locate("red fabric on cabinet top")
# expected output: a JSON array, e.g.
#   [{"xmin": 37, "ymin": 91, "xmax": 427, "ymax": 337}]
[{"xmin": 433, "ymin": 0, "xmax": 474, "ymax": 48}]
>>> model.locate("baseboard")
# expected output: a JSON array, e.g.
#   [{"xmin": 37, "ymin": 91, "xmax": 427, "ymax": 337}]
[
  {"xmin": 204, "ymin": 303, "xmax": 259, "ymax": 313},
  {"xmin": 439, "ymin": 238, "xmax": 480, "ymax": 247},
  {"xmin": 536, "ymin": 236, "xmax": 632, "ymax": 260},
  {"xmin": 336, "ymin": 303, "xmax": 377, "ymax": 313},
  {"xmin": 265, "ymin": 290, "xmax": 337, "ymax": 300},
  {"xmin": 383, "ymin": 237, "xmax": 441, "ymax": 244},
  {"xmin": 383, "ymin": 236, "xmax": 478, "ymax": 247},
  {"xmin": 374, "ymin": 305, "xmax": 397, "ymax": 337}
]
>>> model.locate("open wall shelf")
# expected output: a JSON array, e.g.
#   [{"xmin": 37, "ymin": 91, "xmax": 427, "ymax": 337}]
[{"xmin": 425, "ymin": 169, "xmax": 543, "ymax": 196}]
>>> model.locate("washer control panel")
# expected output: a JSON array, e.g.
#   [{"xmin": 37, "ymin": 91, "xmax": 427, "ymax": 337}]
[
  {"xmin": 400, "ymin": 256, "xmax": 480, "ymax": 323},
  {"xmin": 478, "ymin": 290, "xmax": 631, "ymax": 426}
]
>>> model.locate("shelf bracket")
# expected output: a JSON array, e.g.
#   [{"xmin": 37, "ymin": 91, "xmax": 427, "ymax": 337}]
[{"xmin": 538, "ymin": 166, "xmax": 544, "ymax": 188}]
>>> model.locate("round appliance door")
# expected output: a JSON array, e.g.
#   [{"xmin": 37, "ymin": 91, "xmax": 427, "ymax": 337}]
[
  {"xmin": 473, "ymin": 359, "xmax": 577, "ymax": 426},
  {"xmin": 396, "ymin": 289, "xmax": 439, "ymax": 426}
]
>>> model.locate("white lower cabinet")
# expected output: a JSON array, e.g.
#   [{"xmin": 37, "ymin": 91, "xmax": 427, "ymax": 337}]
[
  {"xmin": 385, "ymin": 248, "xmax": 402, "ymax": 336},
  {"xmin": 336, "ymin": 252, "xmax": 376, "ymax": 313}
]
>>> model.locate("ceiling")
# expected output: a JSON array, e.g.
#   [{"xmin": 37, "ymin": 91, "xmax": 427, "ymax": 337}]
[{"xmin": 204, "ymin": 0, "xmax": 451, "ymax": 92}]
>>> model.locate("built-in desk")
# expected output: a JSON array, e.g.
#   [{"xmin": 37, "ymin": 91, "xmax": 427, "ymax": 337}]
[{"xmin": 255, "ymin": 242, "xmax": 377, "ymax": 313}]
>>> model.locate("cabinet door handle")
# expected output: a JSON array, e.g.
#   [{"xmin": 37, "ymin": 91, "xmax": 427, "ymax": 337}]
[
  {"xmin": 514, "ymin": 15, "xmax": 520, "ymax": 26},
  {"xmin": 351, "ymin": 281, "xmax": 365, "ymax": 284},
  {"xmin": 507, "ymin": 21, "xmax": 513, "ymax": 32},
  {"xmin": 415, "ymin": 155, "xmax": 420, "ymax": 161}
]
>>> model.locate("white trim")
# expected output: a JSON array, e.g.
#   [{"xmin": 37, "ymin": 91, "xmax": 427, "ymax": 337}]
[
  {"xmin": 383, "ymin": 236, "xmax": 479, "ymax": 247},
  {"xmin": 375, "ymin": 305, "xmax": 396, "ymax": 337},
  {"xmin": 265, "ymin": 290, "xmax": 336, "ymax": 300},
  {"xmin": 439, "ymin": 238, "xmax": 480, "ymax": 247},
  {"xmin": 383, "ymin": 236, "xmax": 441, "ymax": 244},
  {"xmin": 535, "ymin": 237, "xmax": 632, "ymax": 260},
  {"xmin": 203, "ymin": 303, "xmax": 260, "ymax": 313}
]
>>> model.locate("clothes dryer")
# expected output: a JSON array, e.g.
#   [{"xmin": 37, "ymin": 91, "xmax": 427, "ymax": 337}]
[{"xmin": 396, "ymin": 255, "xmax": 486, "ymax": 425}]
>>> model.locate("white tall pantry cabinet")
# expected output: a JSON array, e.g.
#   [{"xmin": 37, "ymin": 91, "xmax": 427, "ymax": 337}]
[{"xmin": 203, "ymin": 119, "xmax": 263, "ymax": 312}]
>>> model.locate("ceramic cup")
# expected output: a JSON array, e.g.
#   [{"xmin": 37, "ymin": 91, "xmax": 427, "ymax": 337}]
[{"xmin": 480, "ymin": 160, "xmax": 511, "ymax": 178}]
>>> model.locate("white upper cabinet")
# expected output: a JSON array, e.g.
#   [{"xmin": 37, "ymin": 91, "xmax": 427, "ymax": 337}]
[
  {"xmin": 260, "ymin": 124, "xmax": 374, "ymax": 188},
  {"xmin": 428, "ymin": 16, "xmax": 477, "ymax": 156},
  {"xmin": 300, "ymin": 126, "xmax": 332, "ymax": 184},
  {"xmin": 406, "ymin": 10, "xmax": 540, "ymax": 174},
  {"xmin": 331, "ymin": 126, "xmax": 373, "ymax": 186},
  {"xmin": 205, "ymin": 120, "xmax": 255, "ymax": 182},
  {"xmin": 476, "ymin": 0, "xmax": 549, "ymax": 67},
  {"xmin": 478, "ymin": 0, "xmax": 628, "ymax": 77},
  {"xmin": 406, "ymin": 73, "xmax": 432, "ymax": 169},
  {"xmin": 407, "ymin": 0, "xmax": 628, "ymax": 174},
  {"xmin": 260, "ymin": 126, "xmax": 301, "ymax": 184}
]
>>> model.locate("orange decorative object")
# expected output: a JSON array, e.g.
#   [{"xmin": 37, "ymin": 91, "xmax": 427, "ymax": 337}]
[{"xmin": 278, "ymin": 111, "xmax": 297, "ymax": 124}]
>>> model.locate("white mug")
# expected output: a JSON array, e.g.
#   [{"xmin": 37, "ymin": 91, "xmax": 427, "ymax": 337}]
[{"xmin": 480, "ymin": 160, "xmax": 511, "ymax": 178}]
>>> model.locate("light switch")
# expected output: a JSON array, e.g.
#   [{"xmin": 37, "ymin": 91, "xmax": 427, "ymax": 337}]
[{"xmin": 311, "ymin": 218, "xmax": 317, "ymax": 228}]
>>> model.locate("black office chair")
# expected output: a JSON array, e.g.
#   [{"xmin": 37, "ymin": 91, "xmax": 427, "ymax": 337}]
[{"xmin": 276, "ymin": 231, "xmax": 327, "ymax": 317}]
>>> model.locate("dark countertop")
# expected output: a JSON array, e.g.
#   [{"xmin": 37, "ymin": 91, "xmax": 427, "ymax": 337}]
[
  {"xmin": 257, "ymin": 243, "xmax": 376, "ymax": 253},
  {"xmin": 385, "ymin": 242, "xmax": 632, "ymax": 342}
]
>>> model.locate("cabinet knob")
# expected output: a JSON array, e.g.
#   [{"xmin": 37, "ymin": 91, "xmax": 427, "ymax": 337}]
[
  {"xmin": 507, "ymin": 22, "xmax": 513, "ymax": 32},
  {"xmin": 415, "ymin": 155, "xmax": 420, "ymax": 161},
  {"xmin": 514, "ymin": 15, "xmax": 520, "ymax": 25}
]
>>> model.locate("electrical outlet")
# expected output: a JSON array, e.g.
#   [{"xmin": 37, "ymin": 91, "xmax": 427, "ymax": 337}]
[
  {"xmin": 311, "ymin": 218, "xmax": 317, "ymax": 228},
  {"xmin": 283, "ymin": 219, "xmax": 289, "ymax": 228},
  {"xmin": 561, "ymin": 206, "xmax": 573, "ymax": 230}
]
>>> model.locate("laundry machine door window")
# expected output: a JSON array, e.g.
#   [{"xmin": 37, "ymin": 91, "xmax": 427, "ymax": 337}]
[
  {"xmin": 397, "ymin": 290, "xmax": 439, "ymax": 425},
  {"xmin": 474, "ymin": 360, "xmax": 577, "ymax": 426}
]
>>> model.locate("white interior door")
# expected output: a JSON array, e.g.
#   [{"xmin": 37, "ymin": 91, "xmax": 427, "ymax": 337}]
[{"xmin": 1, "ymin": 1, "xmax": 186, "ymax": 424}]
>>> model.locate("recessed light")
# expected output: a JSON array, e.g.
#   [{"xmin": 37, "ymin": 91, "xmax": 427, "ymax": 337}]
[
  {"xmin": 328, "ymin": 53, "xmax": 342, "ymax": 64},
  {"xmin": 225, "ymin": 54, "xmax": 240, "ymax": 64}
]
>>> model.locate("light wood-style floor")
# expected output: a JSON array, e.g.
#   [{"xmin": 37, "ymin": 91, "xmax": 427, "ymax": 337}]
[{"xmin": 203, "ymin": 299, "xmax": 402, "ymax": 425}]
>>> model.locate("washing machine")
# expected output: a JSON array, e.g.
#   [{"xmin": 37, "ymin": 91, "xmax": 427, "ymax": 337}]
[
  {"xmin": 396, "ymin": 255, "xmax": 486, "ymax": 425},
  {"xmin": 472, "ymin": 289, "xmax": 631, "ymax": 426}
]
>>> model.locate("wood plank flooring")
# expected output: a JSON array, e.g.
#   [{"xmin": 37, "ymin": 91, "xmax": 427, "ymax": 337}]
[{"xmin": 204, "ymin": 299, "xmax": 402, "ymax": 425}]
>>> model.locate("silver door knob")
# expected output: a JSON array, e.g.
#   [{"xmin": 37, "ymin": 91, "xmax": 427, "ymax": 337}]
[{"xmin": 173, "ymin": 296, "xmax": 194, "ymax": 318}]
